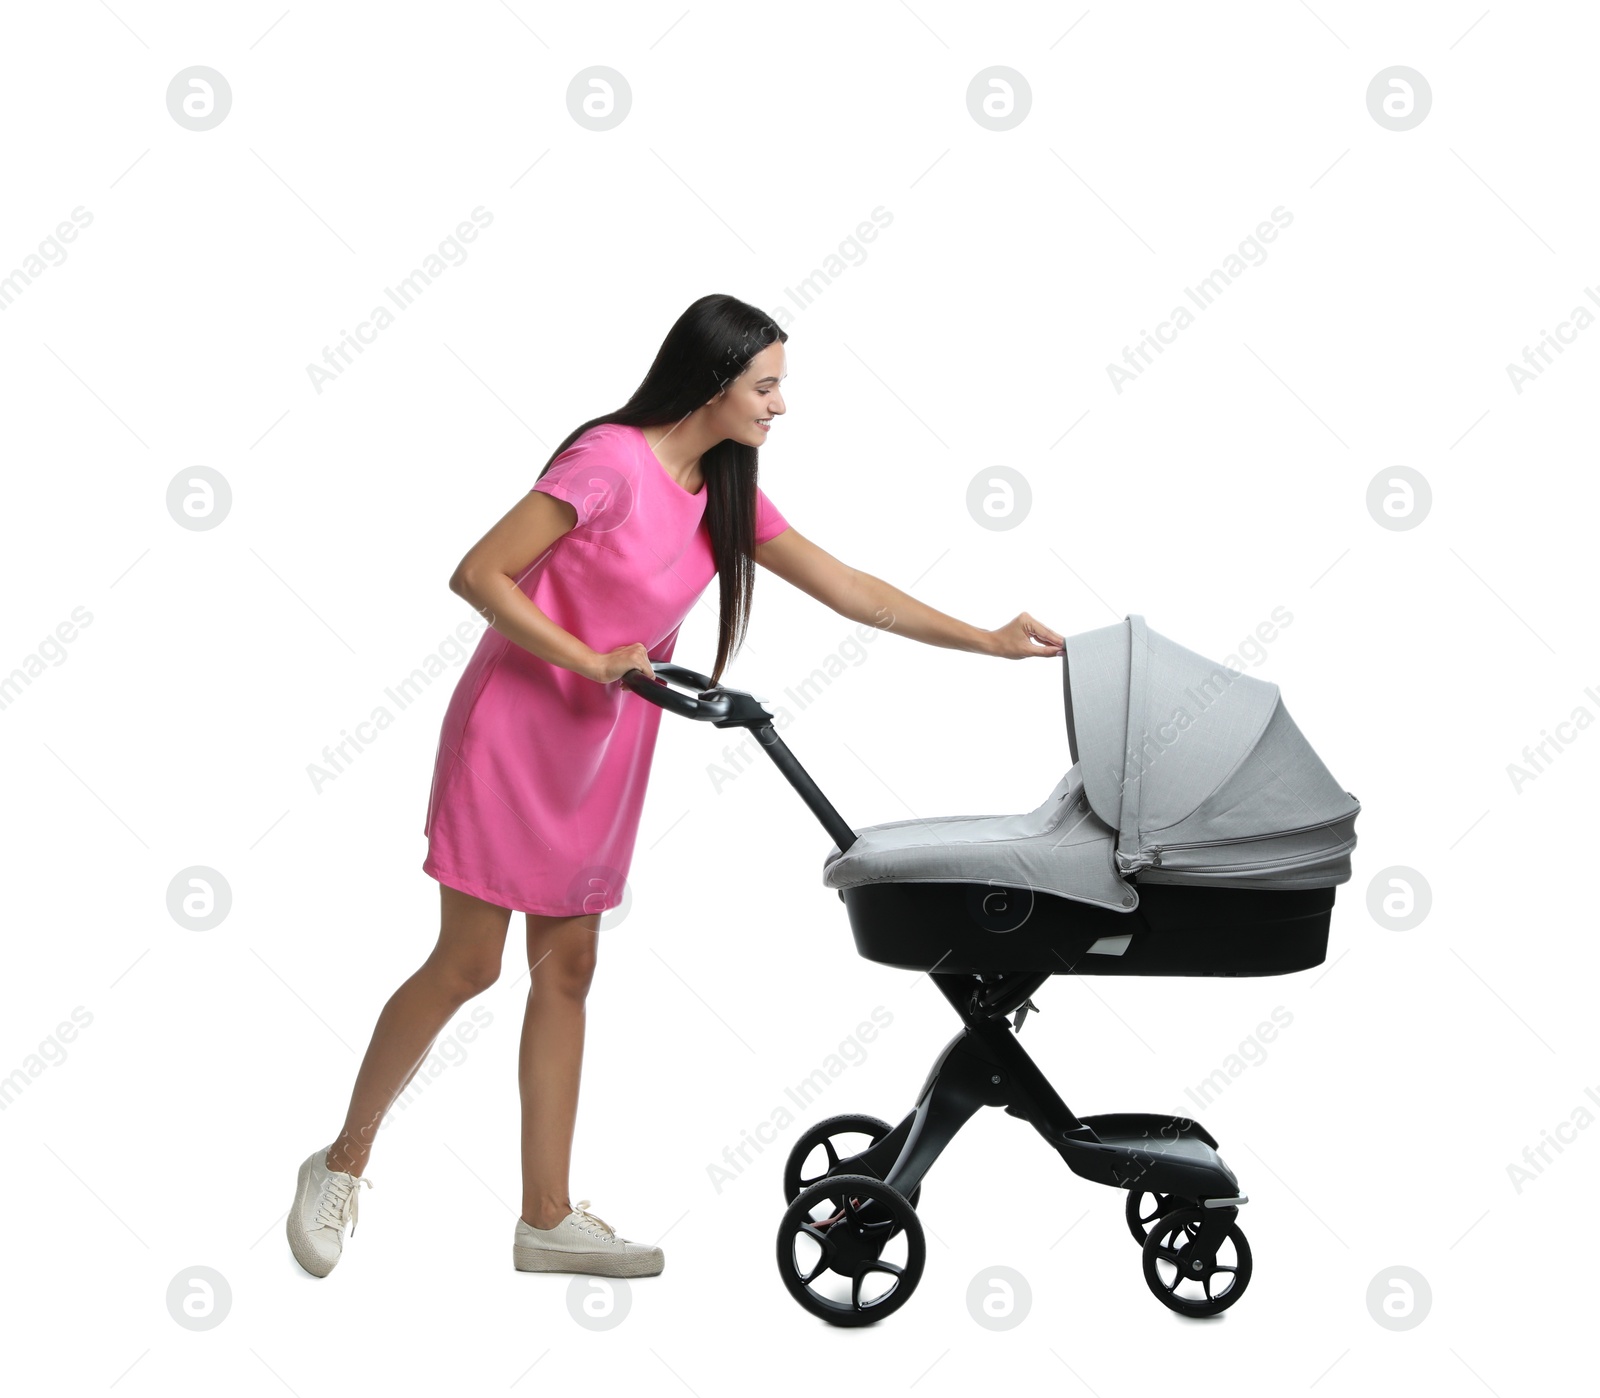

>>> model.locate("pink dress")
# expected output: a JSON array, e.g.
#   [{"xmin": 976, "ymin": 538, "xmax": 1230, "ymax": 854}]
[{"xmin": 422, "ymin": 422, "xmax": 789, "ymax": 916}]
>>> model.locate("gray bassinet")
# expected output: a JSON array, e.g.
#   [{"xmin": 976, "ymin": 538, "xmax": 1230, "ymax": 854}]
[{"xmin": 823, "ymin": 615, "xmax": 1359, "ymax": 914}]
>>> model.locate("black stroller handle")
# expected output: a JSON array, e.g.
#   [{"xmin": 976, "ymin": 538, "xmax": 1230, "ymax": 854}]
[
  {"xmin": 619, "ymin": 664, "xmax": 732, "ymax": 721},
  {"xmin": 620, "ymin": 661, "xmax": 858, "ymax": 852}
]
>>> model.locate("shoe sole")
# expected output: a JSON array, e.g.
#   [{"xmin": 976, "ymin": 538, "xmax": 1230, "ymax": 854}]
[
  {"xmin": 513, "ymin": 1243, "xmax": 664, "ymax": 1278},
  {"xmin": 286, "ymin": 1154, "xmax": 336, "ymax": 1278}
]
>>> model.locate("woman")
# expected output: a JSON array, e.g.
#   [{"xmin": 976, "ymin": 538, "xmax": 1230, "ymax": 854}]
[{"xmin": 286, "ymin": 293, "xmax": 1065, "ymax": 1281}]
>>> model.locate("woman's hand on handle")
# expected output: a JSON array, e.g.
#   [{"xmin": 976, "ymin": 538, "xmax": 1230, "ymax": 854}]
[
  {"xmin": 581, "ymin": 642, "xmax": 656, "ymax": 685},
  {"xmin": 985, "ymin": 612, "xmax": 1065, "ymax": 660}
]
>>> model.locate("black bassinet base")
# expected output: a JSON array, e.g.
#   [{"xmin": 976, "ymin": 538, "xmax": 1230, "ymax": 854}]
[{"xmin": 840, "ymin": 879, "xmax": 1334, "ymax": 976}]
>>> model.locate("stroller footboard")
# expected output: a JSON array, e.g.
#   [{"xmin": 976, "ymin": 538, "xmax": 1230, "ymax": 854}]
[{"xmin": 1063, "ymin": 1113, "xmax": 1243, "ymax": 1201}]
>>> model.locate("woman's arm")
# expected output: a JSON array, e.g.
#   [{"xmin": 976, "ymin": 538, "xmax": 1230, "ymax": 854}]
[
  {"xmin": 448, "ymin": 491, "xmax": 657, "ymax": 683},
  {"xmin": 754, "ymin": 527, "xmax": 1064, "ymax": 659}
]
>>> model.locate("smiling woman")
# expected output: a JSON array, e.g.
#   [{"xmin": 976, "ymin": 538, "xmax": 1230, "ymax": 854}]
[{"xmin": 290, "ymin": 291, "xmax": 1066, "ymax": 1290}]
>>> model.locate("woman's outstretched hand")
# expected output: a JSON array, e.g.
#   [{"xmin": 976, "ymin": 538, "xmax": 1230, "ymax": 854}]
[{"xmin": 985, "ymin": 612, "xmax": 1065, "ymax": 659}]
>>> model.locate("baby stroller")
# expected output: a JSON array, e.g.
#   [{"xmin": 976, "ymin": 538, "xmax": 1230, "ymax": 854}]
[{"xmin": 624, "ymin": 614, "xmax": 1359, "ymax": 1326}]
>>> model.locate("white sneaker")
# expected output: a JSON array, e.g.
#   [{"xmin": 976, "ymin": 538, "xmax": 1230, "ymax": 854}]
[
  {"xmin": 513, "ymin": 1200, "xmax": 664, "ymax": 1278},
  {"xmin": 286, "ymin": 1145, "xmax": 373, "ymax": 1278}
]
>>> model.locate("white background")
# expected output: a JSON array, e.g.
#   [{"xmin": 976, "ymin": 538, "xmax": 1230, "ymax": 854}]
[{"xmin": 2, "ymin": 1, "xmax": 1595, "ymax": 1393}]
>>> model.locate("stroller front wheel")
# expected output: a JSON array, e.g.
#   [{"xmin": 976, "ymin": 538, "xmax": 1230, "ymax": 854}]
[
  {"xmin": 776, "ymin": 1173, "xmax": 925, "ymax": 1327},
  {"xmin": 1140, "ymin": 1206, "xmax": 1253, "ymax": 1317}
]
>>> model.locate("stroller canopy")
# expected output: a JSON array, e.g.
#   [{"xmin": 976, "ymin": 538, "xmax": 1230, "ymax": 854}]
[{"xmin": 1065, "ymin": 615, "xmax": 1359, "ymax": 888}]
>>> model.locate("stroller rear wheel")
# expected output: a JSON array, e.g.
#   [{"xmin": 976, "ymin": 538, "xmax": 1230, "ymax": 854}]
[
  {"xmin": 783, "ymin": 1114, "xmax": 922, "ymax": 1209},
  {"xmin": 1124, "ymin": 1188, "xmax": 1197, "ymax": 1244},
  {"xmin": 1140, "ymin": 1206, "xmax": 1252, "ymax": 1317},
  {"xmin": 776, "ymin": 1173, "xmax": 925, "ymax": 1326}
]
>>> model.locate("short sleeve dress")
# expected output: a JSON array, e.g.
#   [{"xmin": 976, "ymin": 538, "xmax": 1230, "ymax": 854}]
[{"xmin": 422, "ymin": 422, "xmax": 790, "ymax": 916}]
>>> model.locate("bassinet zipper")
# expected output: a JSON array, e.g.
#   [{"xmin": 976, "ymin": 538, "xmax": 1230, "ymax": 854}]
[
  {"xmin": 1146, "ymin": 805, "xmax": 1360, "ymax": 863},
  {"xmin": 1152, "ymin": 838, "xmax": 1350, "ymax": 870},
  {"xmin": 1135, "ymin": 801, "xmax": 1360, "ymax": 872}
]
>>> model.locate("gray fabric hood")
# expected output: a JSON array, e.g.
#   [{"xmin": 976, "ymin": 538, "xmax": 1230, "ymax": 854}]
[{"xmin": 1064, "ymin": 615, "xmax": 1359, "ymax": 889}]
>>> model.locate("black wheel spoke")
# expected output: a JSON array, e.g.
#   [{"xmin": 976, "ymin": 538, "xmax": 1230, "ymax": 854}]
[{"xmin": 798, "ymin": 1223, "xmax": 836, "ymax": 1264}]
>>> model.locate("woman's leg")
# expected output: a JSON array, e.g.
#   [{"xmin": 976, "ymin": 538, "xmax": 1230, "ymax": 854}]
[
  {"xmin": 518, "ymin": 910, "xmax": 600, "ymax": 1228},
  {"xmin": 326, "ymin": 883, "xmax": 512, "ymax": 1177}
]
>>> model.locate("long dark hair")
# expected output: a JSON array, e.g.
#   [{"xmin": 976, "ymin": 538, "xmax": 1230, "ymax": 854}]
[{"xmin": 535, "ymin": 293, "xmax": 787, "ymax": 685}]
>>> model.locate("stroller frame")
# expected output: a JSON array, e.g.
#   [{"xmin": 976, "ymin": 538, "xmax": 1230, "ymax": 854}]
[
  {"xmin": 844, "ymin": 967, "xmax": 1246, "ymax": 1211},
  {"xmin": 624, "ymin": 664, "xmax": 1284, "ymax": 1326}
]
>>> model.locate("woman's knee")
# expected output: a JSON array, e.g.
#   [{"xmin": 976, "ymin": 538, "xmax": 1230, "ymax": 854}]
[
  {"xmin": 432, "ymin": 885, "xmax": 511, "ymax": 998},
  {"xmin": 420, "ymin": 943, "xmax": 501, "ymax": 999},
  {"xmin": 530, "ymin": 927, "xmax": 598, "ymax": 999},
  {"xmin": 444, "ymin": 954, "xmax": 502, "ymax": 998}
]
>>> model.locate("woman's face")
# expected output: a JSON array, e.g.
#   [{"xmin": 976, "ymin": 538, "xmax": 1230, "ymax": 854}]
[{"xmin": 705, "ymin": 341, "xmax": 786, "ymax": 447}]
